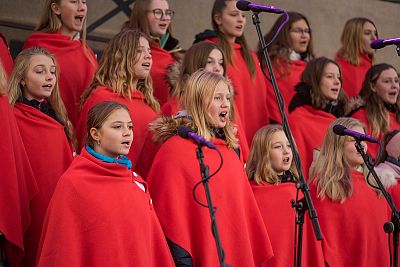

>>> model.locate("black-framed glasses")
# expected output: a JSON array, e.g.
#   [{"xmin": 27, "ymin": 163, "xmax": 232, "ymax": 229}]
[
  {"xmin": 149, "ymin": 8, "xmax": 175, "ymax": 19},
  {"xmin": 290, "ymin": 28, "xmax": 312, "ymax": 35}
]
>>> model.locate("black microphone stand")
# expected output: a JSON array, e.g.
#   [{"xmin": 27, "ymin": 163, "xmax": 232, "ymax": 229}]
[
  {"xmin": 195, "ymin": 143, "xmax": 231, "ymax": 267},
  {"xmin": 396, "ymin": 44, "xmax": 400, "ymax": 57},
  {"xmin": 251, "ymin": 11, "xmax": 323, "ymax": 267},
  {"xmin": 354, "ymin": 140, "xmax": 400, "ymax": 267}
]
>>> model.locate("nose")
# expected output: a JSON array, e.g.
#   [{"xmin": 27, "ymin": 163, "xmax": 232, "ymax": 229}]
[
  {"xmin": 213, "ymin": 64, "xmax": 223, "ymax": 75},
  {"xmin": 221, "ymin": 97, "xmax": 230, "ymax": 107},
  {"xmin": 46, "ymin": 71, "xmax": 54, "ymax": 81},
  {"xmin": 78, "ymin": 1, "xmax": 86, "ymax": 11},
  {"xmin": 123, "ymin": 126, "xmax": 132, "ymax": 136}
]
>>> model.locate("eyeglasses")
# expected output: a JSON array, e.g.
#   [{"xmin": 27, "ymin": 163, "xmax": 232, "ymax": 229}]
[
  {"xmin": 149, "ymin": 8, "xmax": 175, "ymax": 19},
  {"xmin": 290, "ymin": 28, "xmax": 312, "ymax": 35}
]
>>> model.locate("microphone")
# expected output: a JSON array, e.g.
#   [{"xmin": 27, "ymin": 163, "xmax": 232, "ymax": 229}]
[
  {"xmin": 332, "ymin": 125, "xmax": 379, "ymax": 143},
  {"xmin": 371, "ymin": 38, "xmax": 400, "ymax": 49},
  {"xmin": 178, "ymin": 126, "xmax": 216, "ymax": 149},
  {"xmin": 236, "ymin": 0, "xmax": 285, "ymax": 14}
]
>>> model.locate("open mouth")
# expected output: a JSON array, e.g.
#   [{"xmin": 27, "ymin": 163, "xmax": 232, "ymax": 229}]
[
  {"xmin": 75, "ymin": 16, "xmax": 84, "ymax": 22},
  {"xmin": 388, "ymin": 91, "xmax": 398, "ymax": 97},
  {"xmin": 219, "ymin": 111, "xmax": 228, "ymax": 120},
  {"xmin": 42, "ymin": 84, "xmax": 53, "ymax": 90},
  {"xmin": 283, "ymin": 157, "xmax": 290, "ymax": 163},
  {"xmin": 142, "ymin": 62, "xmax": 151, "ymax": 68},
  {"xmin": 121, "ymin": 141, "xmax": 131, "ymax": 146}
]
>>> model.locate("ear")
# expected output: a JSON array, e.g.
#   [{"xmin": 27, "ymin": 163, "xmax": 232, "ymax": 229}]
[
  {"xmin": 90, "ymin": 128, "xmax": 100, "ymax": 143},
  {"xmin": 20, "ymin": 79, "xmax": 25, "ymax": 87},
  {"xmin": 51, "ymin": 2, "xmax": 61, "ymax": 15},
  {"xmin": 370, "ymin": 82, "xmax": 376, "ymax": 92},
  {"xmin": 214, "ymin": 13, "xmax": 222, "ymax": 27}
]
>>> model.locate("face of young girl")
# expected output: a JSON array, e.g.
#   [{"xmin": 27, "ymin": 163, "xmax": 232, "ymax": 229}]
[
  {"xmin": 22, "ymin": 54, "xmax": 56, "ymax": 101},
  {"xmin": 320, "ymin": 63, "xmax": 341, "ymax": 101},
  {"xmin": 343, "ymin": 125, "xmax": 367, "ymax": 168},
  {"xmin": 214, "ymin": 0, "xmax": 246, "ymax": 43},
  {"xmin": 362, "ymin": 21, "xmax": 378, "ymax": 55},
  {"xmin": 133, "ymin": 37, "xmax": 152, "ymax": 80},
  {"xmin": 269, "ymin": 131, "xmax": 292, "ymax": 175},
  {"xmin": 373, "ymin": 68, "xmax": 399, "ymax": 105},
  {"xmin": 52, "ymin": 0, "xmax": 87, "ymax": 37},
  {"xmin": 207, "ymin": 81, "xmax": 231, "ymax": 129},
  {"xmin": 289, "ymin": 19, "xmax": 311, "ymax": 54},
  {"xmin": 147, "ymin": 0, "xmax": 172, "ymax": 37},
  {"xmin": 204, "ymin": 49, "xmax": 224, "ymax": 75},
  {"xmin": 93, "ymin": 108, "xmax": 133, "ymax": 159}
]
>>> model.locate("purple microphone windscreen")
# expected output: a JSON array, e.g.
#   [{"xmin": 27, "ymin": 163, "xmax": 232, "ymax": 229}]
[
  {"xmin": 236, "ymin": 0, "xmax": 251, "ymax": 11},
  {"xmin": 332, "ymin": 124, "xmax": 347, "ymax": 136}
]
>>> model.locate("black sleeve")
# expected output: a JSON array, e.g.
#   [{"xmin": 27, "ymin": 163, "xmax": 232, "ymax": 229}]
[{"xmin": 166, "ymin": 238, "xmax": 193, "ymax": 267}]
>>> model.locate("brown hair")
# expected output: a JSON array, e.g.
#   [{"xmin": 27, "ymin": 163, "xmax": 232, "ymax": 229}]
[
  {"xmin": 8, "ymin": 46, "xmax": 76, "ymax": 148},
  {"xmin": 172, "ymin": 41, "xmax": 226, "ymax": 97},
  {"xmin": 336, "ymin": 17, "xmax": 377, "ymax": 65},
  {"xmin": 258, "ymin": 11, "xmax": 315, "ymax": 76},
  {"xmin": 211, "ymin": 0, "xmax": 256, "ymax": 78},
  {"xmin": 86, "ymin": 101, "xmax": 130, "ymax": 148},
  {"xmin": 81, "ymin": 30, "xmax": 160, "ymax": 112},
  {"xmin": 375, "ymin": 129, "xmax": 400, "ymax": 165},
  {"xmin": 360, "ymin": 63, "xmax": 400, "ymax": 137},
  {"xmin": 246, "ymin": 124, "xmax": 298, "ymax": 185}
]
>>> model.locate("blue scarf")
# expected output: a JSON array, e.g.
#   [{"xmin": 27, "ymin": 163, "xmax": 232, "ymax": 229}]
[{"xmin": 86, "ymin": 146, "xmax": 132, "ymax": 170}]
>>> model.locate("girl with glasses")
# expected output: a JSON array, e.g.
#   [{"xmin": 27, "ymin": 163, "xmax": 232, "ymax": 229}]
[
  {"xmin": 124, "ymin": 0, "xmax": 183, "ymax": 106},
  {"xmin": 258, "ymin": 12, "xmax": 315, "ymax": 124}
]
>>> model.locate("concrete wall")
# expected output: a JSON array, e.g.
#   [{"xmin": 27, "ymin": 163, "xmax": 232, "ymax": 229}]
[{"xmin": 1, "ymin": 0, "xmax": 399, "ymax": 69}]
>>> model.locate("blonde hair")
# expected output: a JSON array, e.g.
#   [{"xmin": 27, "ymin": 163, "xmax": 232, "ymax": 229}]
[
  {"xmin": 310, "ymin": 117, "xmax": 367, "ymax": 202},
  {"xmin": 246, "ymin": 124, "xmax": 298, "ymax": 185},
  {"xmin": 8, "ymin": 46, "xmax": 76, "ymax": 148},
  {"xmin": 0, "ymin": 62, "xmax": 6, "ymax": 96},
  {"xmin": 81, "ymin": 30, "xmax": 160, "ymax": 112},
  {"xmin": 182, "ymin": 70, "xmax": 238, "ymax": 148},
  {"xmin": 336, "ymin": 17, "xmax": 377, "ymax": 65}
]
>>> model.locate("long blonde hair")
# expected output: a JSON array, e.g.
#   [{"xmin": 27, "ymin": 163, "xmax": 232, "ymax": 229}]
[
  {"xmin": 336, "ymin": 17, "xmax": 377, "ymax": 65},
  {"xmin": 81, "ymin": 30, "xmax": 160, "ymax": 112},
  {"xmin": 182, "ymin": 70, "xmax": 238, "ymax": 148},
  {"xmin": 310, "ymin": 117, "xmax": 367, "ymax": 202},
  {"xmin": 246, "ymin": 124, "xmax": 298, "ymax": 185},
  {"xmin": 8, "ymin": 46, "xmax": 76, "ymax": 147}
]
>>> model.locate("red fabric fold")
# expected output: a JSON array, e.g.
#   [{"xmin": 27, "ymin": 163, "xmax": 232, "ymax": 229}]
[
  {"xmin": 23, "ymin": 32, "xmax": 98, "ymax": 127},
  {"xmin": 310, "ymin": 170, "xmax": 390, "ymax": 266},
  {"xmin": 36, "ymin": 148, "xmax": 174, "ymax": 267},
  {"xmin": 0, "ymin": 33, "xmax": 13, "ymax": 77},
  {"xmin": 0, "ymin": 96, "xmax": 38, "ymax": 267},
  {"xmin": 13, "ymin": 102, "xmax": 73, "ymax": 267},
  {"xmin": 147, "ymin": 136, "xmax": 273, "ymax": 266},
  {"xmin": 76, "ymin": 86, "xmax": 158, "ymax": 169}
]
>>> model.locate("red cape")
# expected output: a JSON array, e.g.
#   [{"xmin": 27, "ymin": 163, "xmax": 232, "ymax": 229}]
[
  {"xmin": 288, "ymin": 105, "xmax": 336, "ymax": 179},
  {"xmin": 352, "ymin": 108, "xmax": 400, "ymax": 159},
  {"xmin": 0, "ymin": 33, "xmax": 13, "ymax": 77},
  {"xmin": 150, "ymin": 44, "xmax": 176, "ymax": 105},
  {"xmin": 208, "ymin": 38, "xmax": 269, "ymax": 145},
  {"xmin": 13, "ymin": 102, "xmax": 73, "ymax": 267},
  {"xmin": 251, "ymin": 182, "xmax": 325, "ymax": 267},
  {"xmin": 310, "ymin": 170, "xmax": 390, "ymax": 266},
  {"xmin": 76, "ymin": 86, "xmax": 158, "ymax": 168},
  {"xmin": 23, "ymin": 32, "xmax": 98, "ymax": 128},
  {"xmin": 147, "ymin": 136, "xmax": 273, "ymax": 266},
  {"xmin": 336, "ymin": 53, "xmax": 372, "ymax": 98},
  {"xmin": 265, "ymin": 59, "xmax": 306, "ymax": 123},
  {"xmin": 0, "ymin": 97, "xmax": 38, "ymax": 267},
  {"xmin": 36, "ymin": 148, "xmax": 174, "ymax": 267}
]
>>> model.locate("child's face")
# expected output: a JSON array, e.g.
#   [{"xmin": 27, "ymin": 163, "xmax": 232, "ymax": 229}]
[
  {"xmin": 133, "ymin": 37, "xmax": 152, "ymax": 80},
  {"xmin": 343, "ymin": 125, "xmax": 367, "ymax": 168},
  {"xmin": 269, "ymin": 131, "xmax": 292, "ymax": 174},
  {"xmin": 22, "ymin": 54, "xmax": 56, "ymax": 101},
  {"xmin": 91, "ymin": 108, "xmax": 133, "ymax": 159}
]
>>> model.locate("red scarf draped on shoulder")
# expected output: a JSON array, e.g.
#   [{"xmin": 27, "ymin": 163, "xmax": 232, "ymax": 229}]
[
  {"xmin": 36, "ymin": 148, "xmax": 174, "ymax": 267},
  {"xmin": 0, "ymin": 33, "xmax": 13, "ymax": 77}
]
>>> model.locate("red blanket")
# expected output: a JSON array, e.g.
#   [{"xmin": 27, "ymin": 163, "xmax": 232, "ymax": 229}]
[
  {"xmin": 289, "ymin": 105, "xmax": 336, "ymax": 179},
  {"xmin": 150, "ymin": 44, "xmax": 176, "ymax": 105},
  {"xmin": 147, "ymin": 136, "xmax": 273, "ymax": 266},
  {"xmin": 310, "ymin": 170, "xmax": 390, "ymax": 266},
  {"xmin": 13, "ymin": 102, "xmax": 73, "ymax": 267},
  {"xmin": 336, "ymin": 53, "xmax": 371, "ymax": 98},
  {"xmin": 251, "ymin": 182, "xmax": 325, "ymax": 267},
  {"xmin": 352, "ymin": 108, "xmax": 400, "ymax": 159},
  {"xmin": 0, "ymin": 33, "xmax": 13, "ymax": 77},
  {"xmin": 265, "ymin": 59, "xmax": 306, "ymax": 123},
  {"xmin": 76, "ymin": 86, "xmax": 158, "ymax": 168},
  {"xmin": 0, "ymin": 97, "xmax": 38, "ymax": 267},
  {"xmin": 23, "ymin": 32, "xmax": 98, "ymax": 127},
  {"xmin": 36, "ymin": 148, "xmax": 174, "ymax": 267}
]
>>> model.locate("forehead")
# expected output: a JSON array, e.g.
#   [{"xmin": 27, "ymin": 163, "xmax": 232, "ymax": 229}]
[
  {"xmin": 138, "ymin": 36, "xmax": 150, "ymax": 47},
  {"xmin": 29, "ymin": 54, "xmax": 55, "ymax": 67},
  {"xmin": 378, "ymin": 68, "xmax": 398, "ymax": 79},
  {"xmin": 104, "ymin": 108, "xmax": 131, "ymax": 123},
  {"xmin": 323, "ymin": 62, "xmax": 339, "ymax": 73},
  {"xmin": 270, "ymin": 130, "xmax": 287, "ymax": 143},
  {"xmin": 363, "ymin": 21, "xmax": 376, "ymax": 31},
  {"xmin": 214, "ymin": 80, "xmax": 230, "ymax": 94},
  {"xmin": 291, "ymin": 19, "xmax": 308, "ymax": 28},
  {"xmin": 223, "ymin": 0, "xmax": 239, "ymax": 12},
  {"xmin": 149, "ymin": 0, "xmax": 169, "ymax": 9},
  {"xmin": 208, "ymin": 48, "xmax": 223, "ymax": 58}
]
